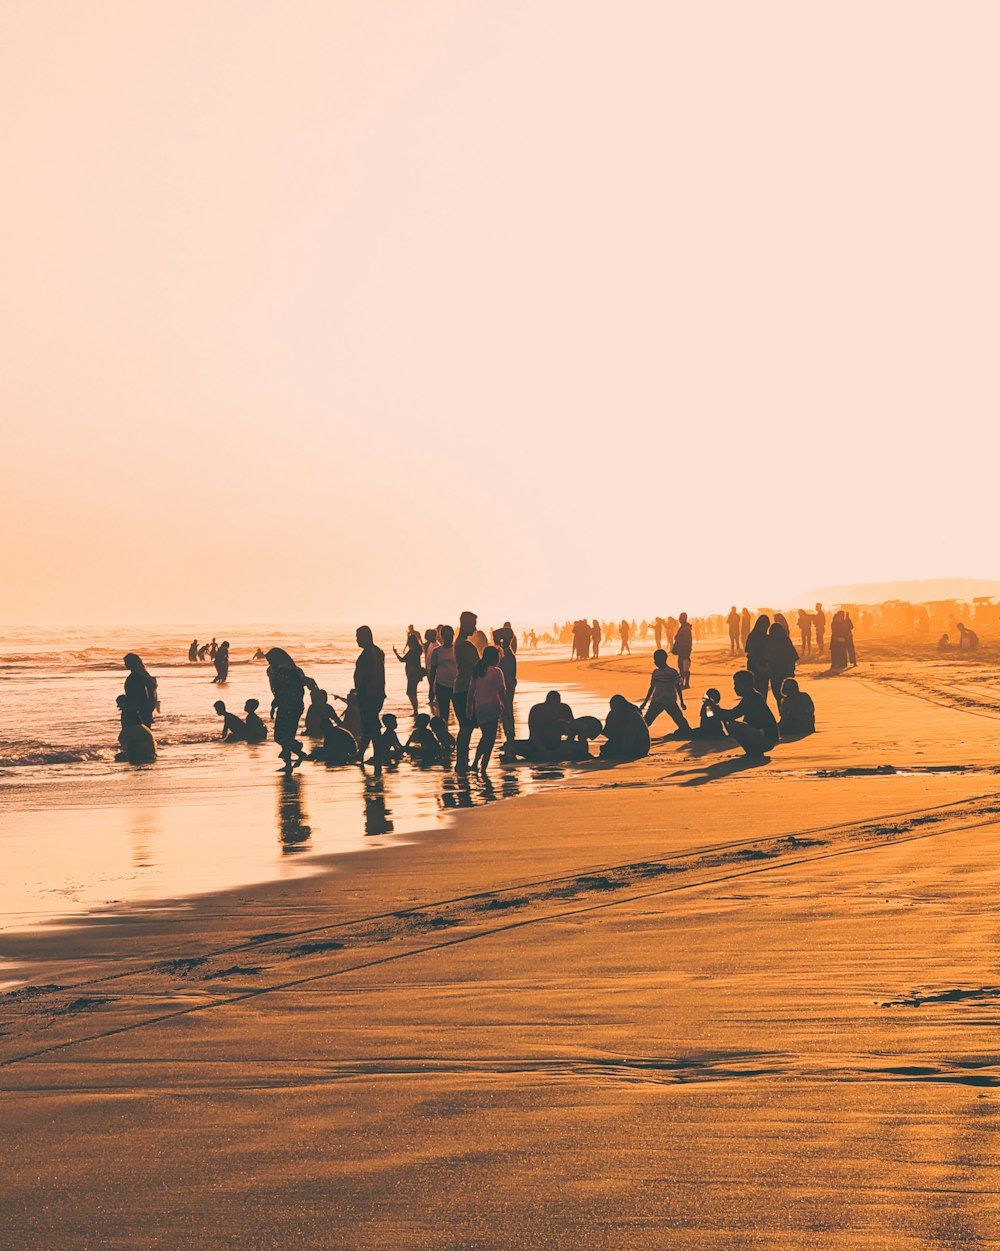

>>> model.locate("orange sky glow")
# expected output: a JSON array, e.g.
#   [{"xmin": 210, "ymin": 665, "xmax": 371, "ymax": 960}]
[{"xmin": 2, "ymin": 2, "xmax": 997, "ymax": 625}]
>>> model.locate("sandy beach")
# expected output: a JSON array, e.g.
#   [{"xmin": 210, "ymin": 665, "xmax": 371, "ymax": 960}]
[{"xmin": 3, "ymin": 642, "xmax": 1000, "ymax": 1247}]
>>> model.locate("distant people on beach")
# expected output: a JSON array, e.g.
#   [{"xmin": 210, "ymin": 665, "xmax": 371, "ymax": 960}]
[
  {"xmin": 672, "ymin": 613, "xmax": 693, "ymax": 689},
  {"xmin": 740, "ymin": 608, "xmax": 752, "ymax": 652},
  {"xmin": 727, "ymin": 607, "xmax": 740, "ymax": 656},
  {"xmin": 212, "ymin": 640, "xmax": 230, "ymax": 684},
  {"xmin": 813, "ymin": 604, "xmax": 826, "ymax": 654},
  {"xmin": 778, "ymin": 679, "xmax": 815, "ymax": 739},
  {"xmin": 188, "ymin": 639, "xmax": 199, "ymax": 662},
  {"xmin": 214, "ymin": 700, "xmax": 246, "ymax": 741},
  {"xmin": 796, "ymin": 609, "xmax": 812, "ymax": 658},
  {"xmin": 957, "ymin": 622, "xmax": 979, "ymax": 651},
  {"xmin": 123, "ymin": 653, "xmax": 158, "ymax": 727},
  {"xmin": 639, "ymin": 650, "xmax": 690, "ymax": 734},
  {"xmin": 714, "ymin": 671, "xmax": 779, "ymax": 758},
  {"xmin": 619, "ymin": 619, "xmax": 631, "ymax": 655},
  {"xmin": 829, "ymin": 612, "xmax": 855, "ymax": 671}
]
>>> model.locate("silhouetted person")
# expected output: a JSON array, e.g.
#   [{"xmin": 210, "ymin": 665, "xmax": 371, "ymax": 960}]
[
  {"xmin": 672, "ymin": 612, "xmax": 693, "ymax": 689},
  {"xmin": 197, "ymin": 643, "xmax": 211, "ymax": 661},
  {"xmin": 601, "ymin": 695, "xmax": 650, "ymax": 761},
  {"xmin": 209, "ymin": 637, "xmax": 218, "ymax": 661},
  {"xmin": 404, "ymin": 713, "xmax": 445, "ymax": 763},
  {"xmin": 493, "ymin": 621, "xmax": 517, "ymax": 654},
  {"xmin": 243, "ymin": 699, "xmax": 268, "ymax": 743},
  {"xmin": 452, "ymin": 610, "xmax": 481, "ymax": 770},
  {"xmin": 265, "ymin": 647, "xmax": 316, "ymax": 770},
  {"xmin": 429, "ymin": 624, "xmax": 457, "ymax": 724},
  {"xmin": 495, "ymin": 635, "xmax": 518, "ymax": 759},
  {"xmin": 517, "ymin": 691, "xmax": 574, "ymax": 761},
  {"xmin": 303, "ymin": 688, "xmax": 340, "ymax": 738},
  {"xmin": 188, "ymin": 639, "xmax": 198, "ymax": 662},
  {"xmin": 957, "ymin": 622, "xmax": 979, "ymax": 651},
  {"xmin": 429, "ymin": 715, "xmax": 455, "ymax": 753},
  {"xmin": 394, "ymin": 630, "xmax": 424, "ymax": 716},
  {"xmin": 829, "ymin": 612, "xmax": 850, "ymax": 671},
  {"xmin": 740, "ymin": 608, "xmax": 752, "ymax": 651},
  {"xmin": 778, "ymin": 678, "xmax": 815, "ymax": 739},
  {"xmin": 214, "ymin": 699, "xmax": 246, "ymax": 741},
  {"xmin": 354, "ymin": 625, "xmax": 386, "ymax": 772},
  {"xmin": 424, "ymin": 628, "xmax": 440, "ymax": 712},
  {"xmin": 212, "ymin": 640, "xmax": 230, "ymax": 684},
  {"xmin": 314, "ymin": 721, "xmax": 359, "ymax": 765},
  {"xmin": 743, "ymin": 617, "xmax": 771, "ymax": 701},
  {"xmin": 116, "ymin": 696, "xmax": 156, "ymax": 764},
  {"xmin": 726, "ymin": 607, "xmax": 740, "ymax": 656},
  {"xmin": 619, "ymin": 619, "xmax": 631, "ymax": 655},
  {"xmin": 813, "ymin": 603, "xmax": 826, "ymax": 653},
  {"xmin": 379, "ymin": 712, "xmax": 406, "ymax": 763},
  {"xmin": 591, "ymin": 619, "xmax": 601, "ymax": 660},
  {"xmin": 639, "ymin": 650, "xmax": 690, "ymax": 734},
  {"xmin": 691, "ymin": 687, "xmax": 727, "ymax": 740},
  {"xmin": 938, "ymin": 633, "xmax": 950, "ymax": 651},
  {"xmin": 566, "ymin": 715, "xmax": 603, "ymax": 759},
  {"xmin": 715, "ymin": 670, "xmax": 779, "ymax": 758},
  {"xmin": 844, "ymin": 613, "xmax": 857, "ymax": 666},
  {"xmin": 796, "ymin": 609, "xmax": 812, "ymax": 658},
  {"xmin": 766, "ymin": 621, "xmax": 799, "ymax": 707},
  {"xmin": 123, "ymin": 653, "xmax": 158, "ymax": 727},
  {"xmin": 468, "ymin": 645, "xmax": 507, "ymax": 773},
  {"xmin": 653, "ymin": 617, "xmax": 664, "ymax": 649}
]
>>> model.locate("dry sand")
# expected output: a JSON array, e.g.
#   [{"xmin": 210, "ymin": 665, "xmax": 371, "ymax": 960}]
[{"xmin": 4, "ymin": 642, "xmax": 1000, "ymax": 1248}]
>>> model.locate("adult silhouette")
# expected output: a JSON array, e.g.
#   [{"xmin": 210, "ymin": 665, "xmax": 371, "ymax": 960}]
[{"xmin": 354, "ymin": 626, "xmax": 386, "ymax": 771}]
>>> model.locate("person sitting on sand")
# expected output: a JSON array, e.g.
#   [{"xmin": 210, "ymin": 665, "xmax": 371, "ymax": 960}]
[
  {"xmin": 303, "ymin": 688, "xmax": 339, "ymax": 738},
  {"xmin": 639, "ymin": 650, "xmax": 690, "ymax": 734},
  {"xmin": 243, "ymin": 699, "xmax": 268, "ymax": 743},
  {"xmin": 565, "ymin": 715, "xmax": 603, "ymax": 760},
  {"xmin": 601, "ymin": 695, "xmax": 651, "ymax": 761},
  {"xmin": 518, "ymin": 691, "xmax": 575, "ymax": 761},
  {"xmin": 714, "ymin": 670, "xmax": 779, "ymax": 758},
  {"xmin": 404, "ymin": 713, "xmax": 445, "ymax": 764},
  {"xmin": 690, "ymin": 688, "xmax": 727, "ymax": 740},
  {"xmin": 429, "ymin": 715, "xmax": 455, "ymax": 754},
  {"xmin": 938, "ymin": 633, "xmax": 950, "ymax": 651},
  {"xmin": 957, "ymin": 622, "xmax": 980, "ymax": 651},
  {"xmin": 213, "ymin": 700, "xmax": 247, "ymax": 741},
  {"xmin": 313, "ymin": 721, "xmax": 359, "ymax": 765},
  {"xmin": 380, "ymin": 712, "xmax": 406, "ymax": 763},
  {"xmin": 778, "ymin": 678, "xmax": 815, "ymax": 739},
  {"xmin": 115, "ymin": 697, "xmax": 156, "ymax": 764}
]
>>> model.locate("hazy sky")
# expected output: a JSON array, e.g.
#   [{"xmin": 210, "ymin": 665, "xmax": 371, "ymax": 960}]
[{"xmin": 2, "ymin": 2, "xmax": 997, "ymax": 626}]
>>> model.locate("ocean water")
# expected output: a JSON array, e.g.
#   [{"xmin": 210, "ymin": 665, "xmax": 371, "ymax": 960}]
[{"xmin": 0, "ymin": 626, "xmax": 604, "ymax": 939}]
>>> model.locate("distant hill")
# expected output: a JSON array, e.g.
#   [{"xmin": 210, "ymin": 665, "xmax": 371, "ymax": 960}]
[{"xmin": 796, "ymin": 577, "xmax": 1000, "ymax": 606}]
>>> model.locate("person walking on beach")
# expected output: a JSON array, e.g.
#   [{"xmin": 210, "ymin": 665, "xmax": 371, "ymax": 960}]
[
  {"xmin": 393, "ymin": 630, "xmax": 424, "ymax": 716},
  {"xmin": 452, "ymin": 611, "xmax": 481, "ymax": 770},
  {"xmin": 468, "ymin": 645, "xmax": 507, "ymax": 773},
  {"xmin": 428, "ymin": 624, "xmax": 458, "ymax": 724},
  {"xmin": 727, "ymin": 607, "xmax": 740, "ymax": 656},
  {"xmin": 743, "ymin": 616, "xmax": 771, "ymax": 701},
  {"xmin": 354, "ymin": 626, "xmax": 387, "ymax": 771},
  {"xmin": 212, "ymin": 640, "xmax": 230, "ymax": 684},
  {"xmin": 619, "ymin": 619, "xmax": 631, "ymax": 655},
  {"xmin": 123, "ymin": 653, "xmax": 158, "ymax": 727},
  {"xmin": 639, "ymin": 650, "xmax": 690, "ymax": 734},
  {"xmin": 672, "ymin": 612, "xmax": 693, "ymax": 689},
  {"xmin": 766, "ymin": 620, "xmax": 799, "ymax": 707},
  {"xmin": 265, "ymin": 647, "xmax": 316, "ymax": 770}
]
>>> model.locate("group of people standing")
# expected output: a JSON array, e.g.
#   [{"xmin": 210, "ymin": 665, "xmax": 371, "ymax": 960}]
[{"xmin": 726, "ymin": 604, "xmax": 857, "ymax": 671}]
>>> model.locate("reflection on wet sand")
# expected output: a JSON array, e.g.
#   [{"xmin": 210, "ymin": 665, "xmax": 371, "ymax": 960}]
[
  {"xmin": 277, "ymin": 773, "xmax": 312, "ymax": 853},
  {"xmin": 362, "ymin": 775, "xmax": 394, "ymax": 837}
]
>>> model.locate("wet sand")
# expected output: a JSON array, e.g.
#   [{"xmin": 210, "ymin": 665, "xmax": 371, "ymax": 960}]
[{"xmin": 4, "ymin": 642, "xmax": 1000, "ymax": 1247}]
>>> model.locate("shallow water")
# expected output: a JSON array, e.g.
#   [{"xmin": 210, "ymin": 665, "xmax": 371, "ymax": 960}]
[{"xmin": 0, "ymin": 626, "xmax": 604, "ymax": 936}]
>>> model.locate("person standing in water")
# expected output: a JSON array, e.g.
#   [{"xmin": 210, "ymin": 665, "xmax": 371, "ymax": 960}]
[
  {"xmin": 123, "ymin": 653, "xmax": 158, "ymax": 727},
  {"xmin": 428, "ymin": 624, "xmax": 458, "ymax": 724},
  {"xmin": 393, "ymin": 630, "xmax": 424, "ymax": 716},
  {"xmin": 468, "ymin": 645, "xmax": 507, "ymax": 773},
  {"xmin": 354, "ymin": 625, "xmax": 387, "ymax": 771},
  {"xmin": 452, "ymin": 610, "xmax": 481, "ymax": 770},
  {"xmin": 265, "ymin": 647, "xmax": 316, "ymax": 770},
  {"xmin": 212, "ymin": 640, "xmax": 230, "ymax": 684},
  {"xmin": 188, "ymin": 639, "xmax": 198, "ymax": 663}
]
